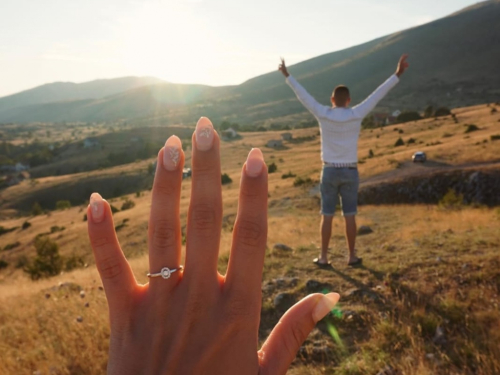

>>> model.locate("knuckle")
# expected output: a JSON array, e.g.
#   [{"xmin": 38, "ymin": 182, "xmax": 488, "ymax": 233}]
[
  {"xmin": 286, "ymin": 320, "xmax": 309, "ymax": 356},
  {"xmin": 240, "ymin": 184, "xmax": 259, "ymax": 200},
  {"xmin": 97, "ymin": 255, "xmax": 123, "ymax": 280},
  {"xmin": 154, "ymin": 183, "xmax": 175, "ymax": 196},
  {"xmin": 152, "ymin": 220, "xmax": 177, "ymax": 249},
  {"xmin": 234, "ymin": 220, "xmax": 263, "ymax": 247},
  {"xmin": 191, "ymin": 204, "xmax": 216, "ymax": 232},
  {"xmin": 91, "ymin": 235, "xmax": 113, "ymax": 250}
]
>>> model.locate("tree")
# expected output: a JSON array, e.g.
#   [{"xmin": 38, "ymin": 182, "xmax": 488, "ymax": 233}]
[
  {"xmin": 268, "ymin": 162, "xmax": 277, "ymax": 174},
  {"xmin": 24, "ymin": 236, "xmax": 62, "ymax": 280},
  {"xmin": 434, "ymin": 107, "xmax": 451, "ymax": 117},
  {"xmin": 397, "ymin": 111, "xmax": 422, "ymax": 124},
  {"xmin": 32, "ymin": 202, "xmax": 43, "ymax": 216},
  {"xmin": 424, "ymin": 105, "xmax": 434, "ymax": 118}
]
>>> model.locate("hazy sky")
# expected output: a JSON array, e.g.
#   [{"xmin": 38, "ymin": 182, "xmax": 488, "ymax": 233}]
[{"xmin": 0, "ymin": 0, "xmax": 482, "ymax": 97}]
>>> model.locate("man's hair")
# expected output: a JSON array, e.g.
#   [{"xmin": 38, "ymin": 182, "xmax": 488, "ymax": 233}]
[{"xmin": 332, "ymin": 85, "xmax": 350, "ymax": 99}]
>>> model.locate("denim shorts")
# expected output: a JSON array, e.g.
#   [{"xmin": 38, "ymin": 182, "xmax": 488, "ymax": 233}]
[{"xmin": 320, "ymin": 166, "xmax": 359, "ymax": 216}]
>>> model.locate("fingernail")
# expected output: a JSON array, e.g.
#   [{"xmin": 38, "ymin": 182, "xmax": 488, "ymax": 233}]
[
  {"xmin": 163, "ymin": 135, "xmax": 182, "ymax": 171},
  {"xmin": 312, "ymin": 293, "xmax": 340, "ymax": 322},
  {"xmin": 90, "ymin": 193, "xmax": 104, "ymax": 223},
  {"xmin": 195, "ymin": 117, "xmax": 214, "ymax": 151},
  {"xmin": 245, "ymin": 148, "xmax": 265, "ymax": 177}
]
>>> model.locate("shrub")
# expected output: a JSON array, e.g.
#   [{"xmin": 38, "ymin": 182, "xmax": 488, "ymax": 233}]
[
  {"xmin": 398, "ymin": 129, "xmax": 404, "ymax": 134},
  {"xmin": 110, "ymin": 204, "xmax": 120, "ymax": 214},
  {"xmin": 50, "ymin": 226, "xmax": 65, "ymax": 233},
  {"xmin": 65, "ymin": 254, "xmax": 85, "ymax": 271},
  {"xmin": 268, "ymin": 162, "xmax": 277, "ymax": 174},
  {"xmin": 3, "ymin": 241, "xmax": 21, "ymax": 251},
  {"xmin": 22, "ymin": 221, "xmax": 31, "ymax": 230},
  {"xmin": 434, "ymin": 107, "xmax": 451, "ymax": 117},
  {"xmin": 368, "ymin": 149, "xmax": 374, "ymax": 158},
  {"xmin": 439, "ymin": 189, "xmax": 464, "ymax": 210},
  {"xmin": 121, "ymin": 198, "xmax": 135, "ymax": 211},
  {"xmin": 407, "ymin": 138, "xmax": 416, "ymax": 145},
  {"xmin": 0, "ymin": 226, "xmax": 17, "ymax": 236},
  {"xmin": 15, "ymin": 255, "xmax": 28, "ymax": 269},
  {"xmin": 464, "ymin": 124, "xmax": 479, "ymax": 133},
  {"xmin": 0, "ymin": 260, "xmax": 8, "ymax": 269},
  {"xmin": 32, "ymin": 202, "xmax": 43, "ymax": 216},
  {"xmin": 24, "ymin": 236, "xmax": 63, "ymax": 280},
  {"xmin": 394, "ymin": 137, "xmax": 405, "ymax": 147},
  {"xmin": 491, "ymin": 107, "xmax": 498, "ymax": 114},
  {"xmin": 83, "ymin": 213, "xmax": 87, "ymax": 222},
  {"xmin": 293, "ymin": 176, "xmax": 313, "ymax": 187},
  {"xmin": 424, "ymin": 105, "xmax": 434, "ymax": 118},
  {"xmin": 281, "ymin": 171, "xmax": 296, "ymax": 179},
  {"xmin": 221, "ymin": 173, "xmax": 232, "ymax": 185},
  {"xmin": 56, "ymin": 200, "xmax": 71, "ymax": 210},
  {"xmin": 490, "ymin": 134, "xmax": 500, "ymax": 141},
  {"xmin": 397, "ymin": 111, "xmax": 422, "ymax": 123}
]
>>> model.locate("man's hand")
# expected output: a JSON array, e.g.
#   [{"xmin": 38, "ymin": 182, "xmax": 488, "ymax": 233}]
[
  {"xmin": 278, "ymin": 57, "xmax": 289, "ymax": 78},
  {"xmin": 396, "ymin": 54, "xmax": 409, "ymax": 77}
]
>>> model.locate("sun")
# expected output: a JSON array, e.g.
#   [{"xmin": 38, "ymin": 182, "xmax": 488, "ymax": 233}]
[{"xmin": 118, "ymin": 2, "xmax": 218, "ymax": 84}]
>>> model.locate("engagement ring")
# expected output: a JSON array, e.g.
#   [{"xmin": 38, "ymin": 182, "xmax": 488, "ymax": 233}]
[{"xmin": 147, "ymin": 266, "xmax": 184, "ymax": 279}]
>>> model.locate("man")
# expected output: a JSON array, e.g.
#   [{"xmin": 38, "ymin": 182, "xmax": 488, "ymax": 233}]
[{"xmin": 278, "ymin": 55, "xmax": 409, "ymax": 266}]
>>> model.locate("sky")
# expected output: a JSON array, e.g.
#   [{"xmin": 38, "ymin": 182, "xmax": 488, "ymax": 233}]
[{"xmin": 0, "ymin": 0, "xmax": 483, "ymax": 97}]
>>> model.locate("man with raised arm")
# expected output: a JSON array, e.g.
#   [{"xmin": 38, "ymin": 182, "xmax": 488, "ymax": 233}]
[{"xmin": 278, "ymin": 55, "xmax": 409, "ymax": 266}]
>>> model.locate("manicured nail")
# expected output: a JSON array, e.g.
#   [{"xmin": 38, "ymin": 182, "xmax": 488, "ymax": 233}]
[
  {"xmin": 195, "ymin": 117, "xmax": 214, "ymax": 151},
  {"xmin": 312, "ymin": 293, "xmax": 340, "ymax": 322},
  {"xmin": 163, "ymin": 135, "xmax": 182, "ymax": 171},
  {"xmin": 245, "ymin": 148, "xmax": 265, "ymax": 177},
  {"xmin": 90, "ymin": 193, "xmax": 104, "ymax": 223}
]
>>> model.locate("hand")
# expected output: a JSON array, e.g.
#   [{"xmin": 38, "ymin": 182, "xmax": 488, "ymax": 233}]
[
  {"xmin": 278, "ymin": 57, "xmax": 289, "ymax": 77},
  {"xmin": 87, "ymin": 117, "xmax": 340, "ymax": 375},
  {"xmin": 396, "ymin": 54, "xmax": 409, "ymax": 77}
]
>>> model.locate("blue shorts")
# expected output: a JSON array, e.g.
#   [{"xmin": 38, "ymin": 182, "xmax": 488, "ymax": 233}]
[{"xmin": 320, "ymin": 166, "xmax": 359, "ymax": 216}]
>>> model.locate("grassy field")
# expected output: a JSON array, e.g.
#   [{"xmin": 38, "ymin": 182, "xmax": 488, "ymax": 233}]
[{"xmin": 0, "ymin": 103, "xmax": 499, "ymax": 374}]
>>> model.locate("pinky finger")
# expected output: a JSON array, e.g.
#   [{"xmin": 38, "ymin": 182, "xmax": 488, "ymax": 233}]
[
  {"xmin": 258, "ymin": 293, "xmax": 340, "ymax": 375},
  {"xmin": 87, "ymin": 193, "xmax": 136, "ymax": 313}
]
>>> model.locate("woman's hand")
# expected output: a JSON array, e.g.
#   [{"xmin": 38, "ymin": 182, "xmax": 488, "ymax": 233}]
[{"xmin": 87, "ymin": 117, "xmax": 339, "ymax": 374}]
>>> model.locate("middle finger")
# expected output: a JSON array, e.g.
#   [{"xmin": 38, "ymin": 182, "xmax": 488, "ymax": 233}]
[{"xmin": 184, "ymin": 117, "xmax": 222, "ymax": 285}]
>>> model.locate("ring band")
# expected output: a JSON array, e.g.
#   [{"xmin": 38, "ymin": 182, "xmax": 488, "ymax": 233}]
[{"xmin": 147, "ymin": 266, "xmax": 184, "ymax": 279}]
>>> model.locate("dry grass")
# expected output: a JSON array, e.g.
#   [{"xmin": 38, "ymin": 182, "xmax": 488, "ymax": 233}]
[{"xmin": 0, "ymin": 103, "xmax": 499, "ymax": 374}]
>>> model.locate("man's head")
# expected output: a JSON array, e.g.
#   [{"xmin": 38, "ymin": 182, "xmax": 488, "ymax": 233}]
[{"xmin": 331, "ymin": 85, "xmax": 351, "ymax": 107}]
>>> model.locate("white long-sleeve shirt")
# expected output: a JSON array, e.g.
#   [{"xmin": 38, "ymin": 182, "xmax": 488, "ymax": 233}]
[{"xmin": 286, "ymin": 74, "xmax": 399, "ymax": 164}]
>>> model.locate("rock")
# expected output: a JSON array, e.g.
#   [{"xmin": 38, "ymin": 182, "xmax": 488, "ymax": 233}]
[
  {"xmin": 344, "ymin": 288, "xmax": 363, "ymax": 298},
  {"xmin": 98, "ymin": 286, "xmax": 104, "ymax": 291},
  {"xmin": 76, "ymin": 316, "xmax": 83, "ymax": 323},
  {"xmin": 433, "ymin": 326, "xmax": 446, "ymax": 345},
  {"xmin": 310, "ymin": 345, "xmax": 330, "ymax": 362},
  {"xmin": 45, "ymin": 293, "xmax": 51, "ymax": 299},
  {"xmin": 305, "ymin": 279, "xmax": 331, "ymax": 293},
  {"xmin": 273, "ymin": 293, "xmax": 296, "ymax": 312},
  {"xmin": 79, "ymin": 291, "xmax": 86, "ymax": 299},
  {"xmin": 84, "ymin": 302, "xmax": 90, "ymax": 308},
  {"xmin": 358, "ymin": 225, "xmax": 373, "ymax": 235},
  {"xmin": 273, "ymin": 243, "xmax": 293, "ymax": 252}
]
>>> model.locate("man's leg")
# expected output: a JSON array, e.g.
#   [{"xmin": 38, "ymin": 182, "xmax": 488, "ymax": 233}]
[
  {"xmin": 344, "ymin": 215, "xmax": 359, "ymax": 264},
  {"xmin": 319, "ymin": 215, "xmax": 334, "ymax": 263}
]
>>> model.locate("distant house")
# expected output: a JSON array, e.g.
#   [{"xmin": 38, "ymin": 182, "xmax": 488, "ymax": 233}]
[
  {"xmin": 266, "ymin": 140, "xmax": 283, "ymax": 148},
  {"xmin": 392, "ymin": 110, "xmax": 402, "ymax": 117},
  {"xmin": 15, "ymin": 162, "xmax": 29, "ymax": 171},
  {"xmin": 222, "ymin": 127, "xmax": 238, "ymax": 139},
  {"xmin": 83, "ymin": 137, "xmax": 100, "ymax": 149},
  {"xmin": 281, "ymin": 132, "xmax": 293, "ymax": 141},
  {"xmin": 183, "ymin": 168, "xmax": 192, "ymax": 179}
]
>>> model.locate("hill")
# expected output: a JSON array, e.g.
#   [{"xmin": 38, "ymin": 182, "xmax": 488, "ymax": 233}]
[
  {"xmin": 0, "ymin": 0, "xmax": 499, "ymax": 125},
  {"xmin": 0, "ymin": 76, "xmax": 164, "ymax": 113}
]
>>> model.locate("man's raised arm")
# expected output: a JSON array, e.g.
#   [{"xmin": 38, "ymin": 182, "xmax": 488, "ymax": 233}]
[
  {"xmin": 352, "ymin": 54, "xmax": 409, "ymax": 119},
  {"xmin": 279, "ymin": 57, "xmax": 329, "ymax": 119}
]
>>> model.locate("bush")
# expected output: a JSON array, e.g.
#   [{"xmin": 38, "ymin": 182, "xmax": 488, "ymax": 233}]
[
  {"xmin": 434, "ymin": 107, "xmax": 451, "ymax": 117},
  {"xmin": 491, "ymin": 107, "xmax": 497, "ymax": 114},
  {"xmin": 394, "ymin": 137, "xmax": 405, "ymax": 147},
  {"xmin": 268, "ymin": 162, "xmax": 277, "ymax": 174},
  {"xmin": 110, "ymin": 204, "xmax": 120, "ymax": 214},
  {"xmin": 398, "ymin": 129, "xmax": 404, "ymax": 134},
  {"xmin": 3, "ymin": 241, "xmax": 20, "ymax": 251},
  {"xmin": 439, "ymin": 189, "xmax": 464, "ymax": 210},
  {"xmin": 0, "ymin": 226, "xmax": 17, "ymax": 236},
  {"xmin": 490, "ymin": 134, "xmax": 500, "ymax": 141},
  {"xmin": 50, "ymin": 226, "xmax": 65, "ymax": 233},
  {"xmin": 407, "ymin": 138, "xmax": 416, "ymax": 145},
  {"xmin": 281, "ymin": 171, "xmax": 296, "ymax": 179},
  {"xmin": 0, "ymin": 260, "xmax": 8, "ymax": 269},
  {"xmin": 22, "ymin": 221, "xmax": 31, "ymax": 230},
  {"xmin": 24, "ymin": 236, "xmax": 63, "ymax": 280},
  {"xmin": 121, "ymin": 198, "xmax": 136, "ymax": 211},
  {"xmin": 65, "ymin": 254, "xmax": 85, "ymax": 271},
  {"xmin": 397, "ymin": 111, "xmax": 422, "ymax": 123},
  {"xmin": 464, "ymin": 124, "xmax": 479, "ymax": 133},
  {"xmin": 221, "ymin": 173, "xmax": 232, "ymax": 185},
  {"xmin": 293, "ymin": 176, "xmax": 313, "ymax": 187},
  {"xmin": 56, "ymin": 200, "xmax": 71, "ymax": 210},
  {"xmin": 424, "ymin": 105, "xmax": 434, "ymax": 118},
  {"xmin": 368, "ymin": 149, "xmax": 374, "ymax": 158},
  {"xmin": 32, "ymin": 202, "xmax": 43, "ymax": 216},
  {"xmin": 83, "ymin": 213, "xmax": 87, "ymax": 222}
]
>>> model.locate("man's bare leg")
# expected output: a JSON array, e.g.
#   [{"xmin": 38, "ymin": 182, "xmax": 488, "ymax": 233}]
[
  {"xmin": 319, "ymin": 215, "xmax": 334, "ymax": 264},
  {"xmin": 344, "ymin": 215, "xmax": 360, "ymax": 264}
]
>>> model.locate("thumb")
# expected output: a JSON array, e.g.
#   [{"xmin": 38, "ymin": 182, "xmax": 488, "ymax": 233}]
[{"xmin": 258, "ymin": 293, "xmax": 340, "ymax": 375}]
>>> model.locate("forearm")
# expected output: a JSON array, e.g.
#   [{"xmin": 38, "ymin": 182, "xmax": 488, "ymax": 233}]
[
  {"xmin": 286, "ymin": 76, "xmax": 324, "ymax": 117},
  {"xmin": 353, "ymin": 74, "xmax": 399, "ymax": 118}
]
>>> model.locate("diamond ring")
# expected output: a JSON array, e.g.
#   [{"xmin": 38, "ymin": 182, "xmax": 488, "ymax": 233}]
[{"xmin": 147, "ymin": 266, "xmax": 184, "ymax": 279}]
